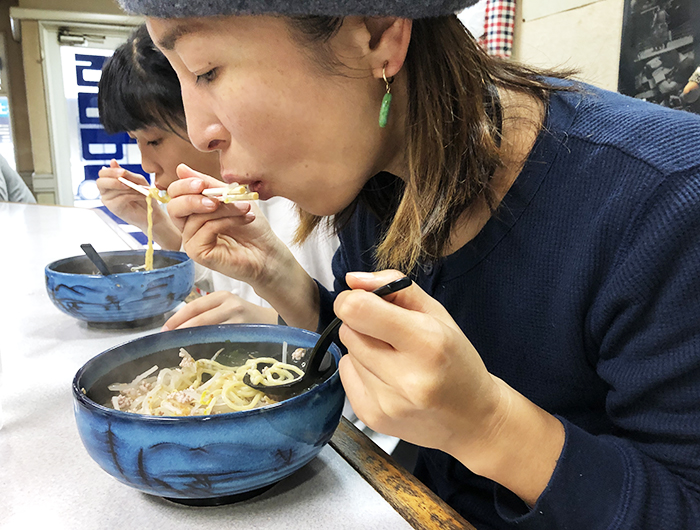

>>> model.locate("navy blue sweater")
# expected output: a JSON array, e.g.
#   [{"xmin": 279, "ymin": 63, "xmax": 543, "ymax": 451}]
[{"xmin": 317, "ymin": 83, "xmax": 700, "ymax": 529}]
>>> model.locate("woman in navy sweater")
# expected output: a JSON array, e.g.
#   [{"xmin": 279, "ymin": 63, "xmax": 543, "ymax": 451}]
[{"xmin": 118, "ymin": 0, "xmax": 700, "ymax": 527}]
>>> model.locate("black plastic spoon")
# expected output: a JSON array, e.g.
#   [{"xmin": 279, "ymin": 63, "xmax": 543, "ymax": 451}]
[
  {"xmin": 243, "ymin": 276, "xmax": 412, "ymax": 399},
  {"xmin": 80, "ymin": 243, "xmax": 112, "ymax": 276}
]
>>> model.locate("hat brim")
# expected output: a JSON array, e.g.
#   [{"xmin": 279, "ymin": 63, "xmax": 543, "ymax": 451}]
[{"xmin": 119, "ymin": 0, "xmax": 481, "ymax": 19}]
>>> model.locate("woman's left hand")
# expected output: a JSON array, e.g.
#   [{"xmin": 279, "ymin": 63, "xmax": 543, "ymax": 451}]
[
  {"xmin": 335, "ymin": 270, "xmax": 565, "ymax": 506},
  {"xmin": 335, "ymin": 270, "xmax": 503, "ymax": 458},
  {"xmin": 162, "ymin": 291, "xmax": 278, "ymax": 330}
]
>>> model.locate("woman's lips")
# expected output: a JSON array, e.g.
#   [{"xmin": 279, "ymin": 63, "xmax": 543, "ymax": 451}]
[
  {"xmin": 222, "ymin": 175, "xmax": 268, "ymax": 200},
  {"xmin": 251, "ymin": 182, "xmax": 271, "ymax": 201}
]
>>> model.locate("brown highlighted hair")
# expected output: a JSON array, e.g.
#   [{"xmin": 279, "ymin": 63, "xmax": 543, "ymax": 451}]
[{"xmin": 290, "ymin": 15, "xmax": 569, "ymax": 274}]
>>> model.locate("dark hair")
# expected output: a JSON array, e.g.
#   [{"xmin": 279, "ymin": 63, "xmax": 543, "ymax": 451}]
[
  {"xmin": 289, "ymin": 16, "xmax": 573, "ymax": 273},
  {"xmin": 98, "ymin": 24, "xmax": 186, "ymax": 135}
]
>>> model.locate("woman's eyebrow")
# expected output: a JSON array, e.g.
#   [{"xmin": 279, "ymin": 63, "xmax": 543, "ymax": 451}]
[{"xmin": 157, "ymin": 22, "xmax": 203, "ymax": 50}]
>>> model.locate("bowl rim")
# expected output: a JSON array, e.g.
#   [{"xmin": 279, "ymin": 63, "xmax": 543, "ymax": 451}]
[
  {"xmin": 72, "ymin": 323, "xmax": 343, "ymax": 423},
  {"xmin": 45, "ymin": 249, "xmax": 192, "ymax": 278}
]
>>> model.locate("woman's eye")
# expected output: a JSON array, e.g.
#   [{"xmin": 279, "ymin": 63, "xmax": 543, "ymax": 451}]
[
  {"xmin": 147, "ymin": 139, "xmax": 162, "ymax": 147},
  {"xmin": 195, "ymin": 68, "xmax": 218, "ymax": 84}
]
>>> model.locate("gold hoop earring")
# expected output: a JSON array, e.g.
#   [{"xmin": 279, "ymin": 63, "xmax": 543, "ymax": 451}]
[{"xmin": 379, "ymin": 63, "xmax": 394, "ymax": 128}]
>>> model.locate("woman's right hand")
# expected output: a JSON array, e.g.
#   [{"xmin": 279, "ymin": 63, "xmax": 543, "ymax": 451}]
[
  {"xmin": 167, "ymin": 164, "xmax": 322, "ymax": 331},
  {"xmin": 167, "ymin": 164, "xmax": 289, "ymax": 288}
]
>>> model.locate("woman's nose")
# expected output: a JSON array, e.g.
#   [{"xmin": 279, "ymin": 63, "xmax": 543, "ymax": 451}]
[
  {"xmin": 187, "ymin": 117, "xmax": 228, "ymax": 153},
  {"xmin": 181, "ymin": 87, "xmax": 228, "ymax": 153}
]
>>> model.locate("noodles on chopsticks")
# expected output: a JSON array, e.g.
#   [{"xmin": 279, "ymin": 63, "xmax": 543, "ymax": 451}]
[
  {"xmin": 108, "ymin": 348, "xmax": 305, "ymax": 416},
  {"xmin": 119, "ymin": 176, "xmax": 256, "ymax": 272},
  {"xmin": 129, "ymin": 186, "xmax": 169, "ymax": 272},
  {"xmin": 143, "ymin": 187, "xmax": 166, "ymax": 271}
]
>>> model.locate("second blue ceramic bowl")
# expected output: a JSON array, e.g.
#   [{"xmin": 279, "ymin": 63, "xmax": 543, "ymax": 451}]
[
  {"xmin": 45, "ymin": 250, "xmax": 194, "ymax": 326},
  {"xmin": 73, "ymin": 324, "xmax": 344, "ymax": 504}
]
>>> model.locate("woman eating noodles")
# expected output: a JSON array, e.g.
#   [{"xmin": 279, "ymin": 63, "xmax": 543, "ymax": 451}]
[
  {"xmin": 97, "ymin": 24, "xmax": 337, "ymax": 329},
  {"xmin": 117, "ymin": 0, "xmax": 700, "ymax": 528}
]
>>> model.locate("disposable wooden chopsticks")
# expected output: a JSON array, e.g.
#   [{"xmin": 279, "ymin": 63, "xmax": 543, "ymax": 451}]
[
  {"xmin": 118, "ymin": 176, "xmax": 150, "ymax": 197},
  {"xmin": 117, "ymin": 176, "xmax": 257, "ymax": 202},
  {"xmin": 201, "ymin": 184, "xmax": 259, "ymax": 202}
]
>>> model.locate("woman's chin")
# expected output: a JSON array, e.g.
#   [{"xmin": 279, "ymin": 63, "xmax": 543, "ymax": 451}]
[
  {"xmin": 268, "ymin": 189, "xmax": 354, "ymax": 217},
  {"xmin": 297, "ymin": 203, "xmax": 344, "ymax": 218}
]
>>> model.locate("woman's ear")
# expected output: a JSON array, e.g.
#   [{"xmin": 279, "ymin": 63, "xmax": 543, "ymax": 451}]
[
  {"xmin": 340, "ymin": 16, "xmax": 412, "ymax": 79},
  {"xmin": 364, "ymin": 17, "xmax": 412, "ymax": 79}
]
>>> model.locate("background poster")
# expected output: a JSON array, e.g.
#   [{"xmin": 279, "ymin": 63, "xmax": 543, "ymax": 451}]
[{"xmin": 618, "ymin": 0, "xmax": 700, "ymax": 114}]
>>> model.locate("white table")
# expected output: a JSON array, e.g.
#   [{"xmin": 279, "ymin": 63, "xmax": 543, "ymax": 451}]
[{"xmin": 0, "ymin": 204, "xmax": 422, "ymax": 529}]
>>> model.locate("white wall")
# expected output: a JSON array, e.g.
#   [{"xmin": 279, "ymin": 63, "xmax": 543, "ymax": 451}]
[
  {"xmin": 513, "ymin": 0, "xmax": 626, "ymax": 91},
  {"xmin": 18, "ymin": 0, "xmax": 123, "ymax": 14}
]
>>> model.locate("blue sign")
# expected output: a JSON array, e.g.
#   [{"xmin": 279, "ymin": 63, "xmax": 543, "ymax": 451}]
[
  {"xmin": 80, "ymin": 129, "xmax": 132, "ymax": 160},
  {"xmin": 73, "ymin": 53, "xmax": 142, "ymax": 201},
  {"xmin": 77, "ymin": 93, "xmax": 101, "ymax": 125},
  {"xmin": 75, "ymin": 54, "xmax": 107, "ymax": 88}
]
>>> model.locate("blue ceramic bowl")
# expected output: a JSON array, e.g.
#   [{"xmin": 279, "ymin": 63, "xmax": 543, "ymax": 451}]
[
  {"xmin": 72, "ymin": 324, "xmax": 344, "ymax": 504},
  {"xmin": 45, "ymin": 250, "xmax": 194, "ymax": 326}
]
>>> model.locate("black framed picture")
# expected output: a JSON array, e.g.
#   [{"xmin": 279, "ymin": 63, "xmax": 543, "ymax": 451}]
[{"xmin": 618, "ymin": 0, "xmax": 700, "ymax": 114}]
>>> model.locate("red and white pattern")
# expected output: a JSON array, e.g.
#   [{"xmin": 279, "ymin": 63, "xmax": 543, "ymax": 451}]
[{"xmin": 481, "ymin": 0, "xmax": 516, "ymax": 58}]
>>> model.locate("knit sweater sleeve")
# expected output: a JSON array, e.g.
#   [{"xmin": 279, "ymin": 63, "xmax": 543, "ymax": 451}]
[{"xmin": 494, "ymin": 166, "xmax": 700, "ymax": 529}]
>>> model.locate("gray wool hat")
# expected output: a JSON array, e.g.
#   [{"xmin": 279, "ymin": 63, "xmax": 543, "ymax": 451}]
[{"xmin": 117, "ymin": 0, "xmax": 479, "ymax": 19}]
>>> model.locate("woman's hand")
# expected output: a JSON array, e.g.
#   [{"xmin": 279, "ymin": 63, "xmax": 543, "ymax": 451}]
[
  {"xmin": 335, "ymin": 270, "xmax": 502, "ymax": 453},
  {"xmin": 166, "ymin": 164, "xmax": 285, "ymax": 286},
  {"xmin": 97, "ymin": 160, "xmax": 151, "ymax": 224},
  {"xmin": 97, "ymin": 160, "xmax": 181, "ymax": 250},
  {"xmin": 335, "ymin": 270, "xmax": 565, "ymax": 506},
  {"xmin": 162, "ymin": 291, "xmax": 278, "ymax": 330},
  {"xmin": 167, "ymin": 164, "xmax": 321, "ymax": 331}
]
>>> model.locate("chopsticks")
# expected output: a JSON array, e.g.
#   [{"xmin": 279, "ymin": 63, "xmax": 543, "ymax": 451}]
[
  {"xmin": 202, "ymin": 184, "xmax": 259, "ymax": 202},
  {"xmin": 117, "ymin": 177, "xmax": 170, "ymax": 203},
  {"xmin": 118, "ymin": 176, "xmax": 150, "ymax": 197},
  {"xmin": 117, "ymin": 176, "xmax": 257, "ymax": 202}
]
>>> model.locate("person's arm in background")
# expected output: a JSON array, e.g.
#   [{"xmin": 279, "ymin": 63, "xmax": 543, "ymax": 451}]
[
  {"xmin": 162, "ymin": 290, "xmax": 278, "ymax": 330},
  {"xmin": 0, "ymin": 154, "xmax": 36, "ymax": 204}
]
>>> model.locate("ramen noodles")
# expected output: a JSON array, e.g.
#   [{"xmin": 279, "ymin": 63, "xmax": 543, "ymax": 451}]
[
  {"xmin": 132, "ymin": 184, "xmax": 256, "ymax": 272},
  {"xmin": 143, "ymin": 187, "xmax": 170, "ymax": 270},
  {"xmin": 107, "ymin": 348, "xmax": 305, "ymax": 416}
]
